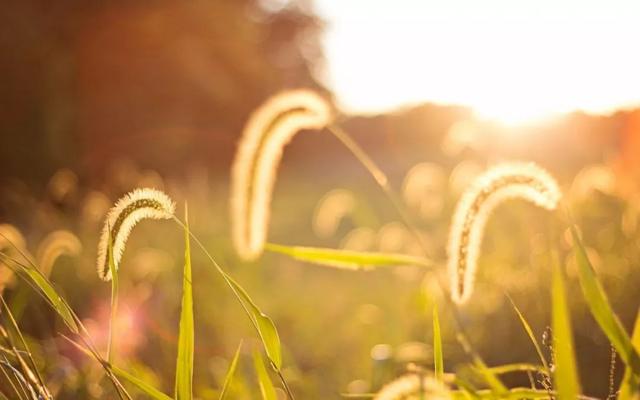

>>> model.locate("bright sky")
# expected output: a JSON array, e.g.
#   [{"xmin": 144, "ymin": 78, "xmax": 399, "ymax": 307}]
[{"xmin": 313, "ymin": 0, "xmax": 640, "ymax": 123}]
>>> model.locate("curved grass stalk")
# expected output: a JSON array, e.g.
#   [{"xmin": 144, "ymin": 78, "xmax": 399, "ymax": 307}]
[
  {"xmin": 327, "ymin": 125, "xmax": 510, "ymax": 393},
  {"xmin": 447, "ymin": 163, "xmax": 561, "ymax": 304},
  {"xmin": 231, "ymin": 89, "xmax": 332, "ymax": 260},
  {"xmin": 325, "ymin": 123, "xmax": 502, "ymax": 386},
  {"xmin": 97, "ymin": 188, "xmax": 175, "ymax": 281},
  {"xmin": 36, "ymin": 230, "xmax": 82, "ymax": 278}
]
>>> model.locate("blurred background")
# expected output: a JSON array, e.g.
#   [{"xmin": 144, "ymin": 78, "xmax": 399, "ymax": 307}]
[{"xmin": 1, "ymin": 0, "xmax": 640, "ymax": 398}]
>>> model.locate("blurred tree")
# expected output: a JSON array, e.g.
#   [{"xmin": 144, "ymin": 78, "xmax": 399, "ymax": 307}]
[{"xmin": 0, "ymin": 0, "xmax": 325, "ymax": 184}]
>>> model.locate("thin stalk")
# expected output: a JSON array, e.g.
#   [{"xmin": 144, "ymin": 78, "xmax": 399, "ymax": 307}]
[
  {"xmin": 0, "ymin": 252, "xmax": 131, "ymax": 400},
  {"xmin": 107, "ymin": 279, "xmax": 118, "ymax": 363},
  {"xmin": 327, "ymin": 125, "xmax": 429, "ymax": 252},
  {"xmin": 106, "ymin": 229, "xmax": 119, "ymax": 364},
  {"xmin": 0, "ymin": 360, "xmax": 23, "ymax": 400},
  {"xmin": 0, "ymin": 297, "xmax": 51, "ymax": 399},
  {"xmin": 327, "ymin": 123, "xmax": 486, "ymax": 364},
  {"xmin": 272, "ymin": 361, "xmax": 296, "ymax": 400}
]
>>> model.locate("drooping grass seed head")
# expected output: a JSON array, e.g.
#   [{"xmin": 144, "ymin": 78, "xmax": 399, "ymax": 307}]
[
  {"xmin": 447, "ymin": 162, "xmax": 561, "ymax": 304},
  {"xmin": 374, "ymin": 374, "xmax": 450, "ymax": 400},
  {"xmin": 231, "ymin": 89, "xmax": 333, "ymax": 260},
  {"xmin": 0, "ymin": 224, "xmax": 27, "ymax": 252},
  {"xmin": 97, "ymin": 188, "xmax": 175, "ymax": 281},
  {"xmin": 0, "ymin": 224, "xmax": 27, "ymax": 291},
  {"xmin": 341, "ymin": 227, "xmax": 377, "ymax": 251},
  {"xmin": 312, "ymin": 189, "xmax": 356, "ymax": 238},
  {"xmin": 36, "ymin": 230, "xmax": 82, "ymax": 278}
]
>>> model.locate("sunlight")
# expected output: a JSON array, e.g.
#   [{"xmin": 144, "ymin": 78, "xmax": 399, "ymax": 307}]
[{"xmin": 315, "ymin": 0, "xmax": 640, "ymax": 123}]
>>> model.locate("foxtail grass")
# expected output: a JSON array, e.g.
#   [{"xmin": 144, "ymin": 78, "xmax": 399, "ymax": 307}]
[
  {"xmin": 447, "ymin": 162, "xmax": 561, "ymax": 304},
  {"xmin": 97, "ymin": 188, "xmax": 175, "ymax": 280},
  {"xmin": 312, "ymin": 189, "xmax": 356, "ymax": 238},
  {"xmin": 230, "ymin": 89, "xmax": 332, "ymax": 260},
  {"xmin": 36, "ymin": 230, "xmax": 82, "ymax": 278},
  {"xmin": 0, "ymin": 224, "xmax": 28, "ymax": 292}
]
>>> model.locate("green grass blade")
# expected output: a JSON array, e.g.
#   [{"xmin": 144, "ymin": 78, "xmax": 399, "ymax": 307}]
[
  {"xmin": 174, "ymin": 218, "xmax": 283, "ymax": 372},
  {"xmin": 24, "ymin": 267, "xmax": 79, "ymax": 334},
  {"xmin": 0, "ymin": 254, "xmax": 78, "ymax": 334},
  {"xmin": 175, "ymin": 205, "xmax": 194, "ymax": 400},
  {"xmin": 456, "ymin": 333, "xmax": 507, "ymax": 394},
  {"xmin": 551, "ymin": 256, "xmax": 581, "ymax": 399},
  {"xmin": 506, "ymin": 295, "xmax": 549, "ymax": 372},
  {"xmin": 107, "ymin": 229, "xmax": 119, "ymax": 363},
  {"xmin": 433, "ymin": 305, "xmax": 444, "ymax": 381},
  {"xmin": 226, "ymin": 275, "xmax": 281, "ymax": 369},
  {"xmin": 570, "ymin": 225, "xmax": 640, "ymax": 376},
  {"xmin": 253, "ymin": 350, "xmax": 277, "ymax": 400},
  {"xmin": 486, "ymin": 363, "xmax": 546, "ymax": 375},
  {"xmin": 219, "ymin": 341, "xmax": 243, "ymax": 400},
  {"xmin": 112, "ymin": 365, "xmax": 173, "ymax": 400},
  {"xmin": 265, "ymin": 243, "xmax": 431, "ymax": 270},
  {"xmin": 619, "ymin": 310, "xmax": 640, "ymax": 399}
]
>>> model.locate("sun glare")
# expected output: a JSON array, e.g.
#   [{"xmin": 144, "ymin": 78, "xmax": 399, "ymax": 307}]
[{"xmin": 314, "ymin": 0, "xmax": 640, "ymax": 124}]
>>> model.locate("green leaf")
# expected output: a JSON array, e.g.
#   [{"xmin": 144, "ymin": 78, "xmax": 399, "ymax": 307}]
[
  {"xmin": 571, "ymin": 225, "xmax": 640, "ymax": 376},
  {"xmin": 175, "ymin": 206, "xmax": 194, "ymax": 400},
  {"xmin": 619, "ymin": 310, "xmax": 640, "ymax": 399},
  {"xmin": 456, "ymin": 333, "xmax": 507, "ymax": 394},
  {"xmin": 253, "ymin": 350, "xmax": 277, "ymax": 400},
  {"xmin": 226, "ymin": 276, "xmax": 281, "ymax": 369},
  {"xmin": 112, "ymin": 365, "xmax": 173, "ymax": 400},
  {"xmin": 433, "ymin": 305, "xmax": 444, "ymax": 381},
  {"xmin": 551, "ymin": 256, "xmax": 581, "ymax": 399},
  {"xmin": 107, "ymin": 229, "xmax": 119, "ymax": 363},
  {"xmin": 486, "ymin": 363, "xmax": 546, "ymax": 375},
  {"xmin": 3, "ymin": 255, "xmax": 79, "ymax": 334},
  {"xmin": 265, "ymin": 243, "xmax": 431, "ymax": 270},
  {"xmin": 219, "ymin": 341, "xmax": 243, "ymax": 400},
  {"xmin": 176, "ymin": 222, "xmax": 284, "ymax": 373},
  {"xmin": 507, "ymin": 295, "xmax": 549, "ymax": 373}
]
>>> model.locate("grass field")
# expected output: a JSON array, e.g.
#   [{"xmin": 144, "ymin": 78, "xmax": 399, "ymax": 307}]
[{"xmin": 1, "ymin": 91, "xmax": 640, "ymax": 400}]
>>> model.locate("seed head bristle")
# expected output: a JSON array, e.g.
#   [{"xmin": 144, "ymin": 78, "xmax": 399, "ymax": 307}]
[
  {"xmin": 36, "ymin": 230, "xmax": 82, "ymax": 278},
  {"xmin": 0, "ymin": 224, "xmax": 27, "ymax": 292},
  {"xmin": 312, "ymin": 189, "xmax": 356, "ymax": 238},
  {"xmin": 0, "ymin": 224, "xmax": 27, "ymax": 252},
  {"xmin": 447, "ymin": 162, "xmax": 561, "ymax": 304},
  {"xmin": 97, "ymin": 188, "xmax": 175, "ymax": 281},
  {"xmin": 231, "ymin": 89, "xmax": 333, "ymax": 260}
]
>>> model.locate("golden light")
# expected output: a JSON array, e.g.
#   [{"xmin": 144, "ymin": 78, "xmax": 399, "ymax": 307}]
[{"xmin": 315, "ymin": 0, "xmax": 640, "ymax": 124}]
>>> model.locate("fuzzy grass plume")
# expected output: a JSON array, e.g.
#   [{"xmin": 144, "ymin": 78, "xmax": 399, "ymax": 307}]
[
  {"xmin": 231, "ymin": 89, "xmax": 333, "ymax": 260},
  {"xmin": 374, "ymin": 374, "xmax": 450, "ymax": 400},
  {"xmin": 447, "ymin": 162, "xmax": 561, "ymax": 304},
  {"xmin": 36, "ymin": 230, "xmax": 82, "ymax": 278},
  {"xmin": 312, "ymin": 189, "xmax": 356, "ymax": 238},
  {"xmin": 0, "ymin": 224, "xmax": 27, "ymax": 252},
  {"xmin": 97, "ymin": 188, "xmax": 175, "ymax": 280},
  {"xmin": 0, "ymin": 224, "xmax": 27, "ymax": 291}
]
